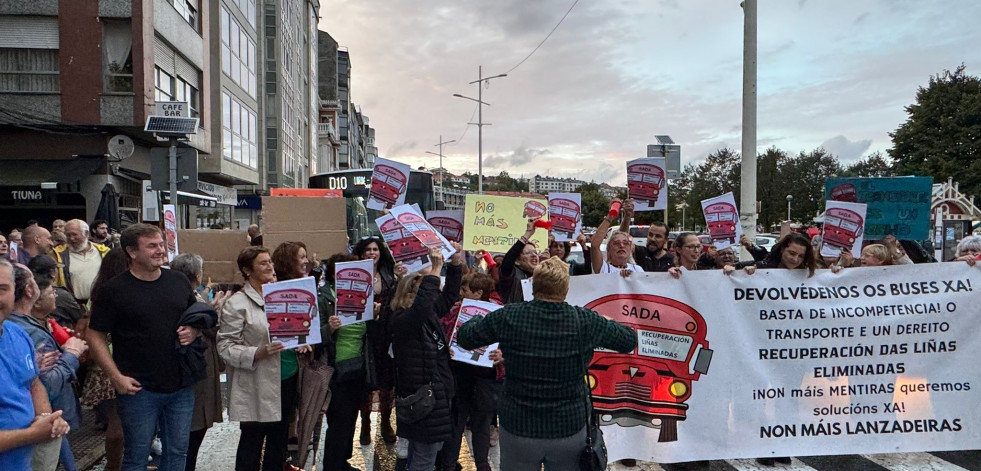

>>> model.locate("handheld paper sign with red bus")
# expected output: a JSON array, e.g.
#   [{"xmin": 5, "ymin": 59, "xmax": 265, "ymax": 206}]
[
  {"xmin": 627, "ymin": 163, "xmax": 666, "ymax": 207},
  {"xmin": 830, "ymin": 183, "xmax": 858, "ymax": 202},
  {"xmin": 428, "ymin": 216, "xmax": 464, "ymax": 243},
  {"xmin": 379, "ymin": 216, "xmax": 430, "ymax": 265},
  {"xmin": 335, "ymin": 267, "xmax": 373, "ymax": 322},
  {"xmin": 822, "ymin": 207, "xmax": 865, "ymax": 253},
  {"xmin": 523, "ymin": 200, "xmax": 547, "ymax": 219},
  {"xmin": 265, "ymin": 288, "xmax": 316, "ymax": 342},
  {"xmin": 449, "ymin": 301, "xmax": 499, "ymax": 368},
  {"xmin": 369, "ymin": 164, "xmax": 408, "ymax": 209},
  {"xmin": 549, "ymin": 198, "xmax": 582, "ymax": 239},
  {"xmin": 395, "ymin": 212, "xmax": 444, "ymax": 248},
  {"xmin": 704, "ymin": 202, "xmax": 738, "ymax": 244},
  {"xmin": 585, "ymin": 294, "xmax": 712, "ymax": 443}
]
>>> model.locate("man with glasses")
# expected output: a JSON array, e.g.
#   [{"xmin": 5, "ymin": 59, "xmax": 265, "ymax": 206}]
[{"xmin": 618, "ymin": 200, "xmax": 673, "ymax": 272}]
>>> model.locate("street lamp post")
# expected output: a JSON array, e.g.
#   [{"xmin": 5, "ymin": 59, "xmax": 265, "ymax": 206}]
[
  {"xmin": 786, "ymin": 194, "xmax": 793, "ymax": 221},
  {"xmin": 676, "ymin": 202, "xmax": 688, "ymax": 231},
  {"xmin": 425, "ymin": 135, "xmax": 455, "ymax": 202},
  {"xmin": 453, "ymin": 65, "xmax": 506, "ymax": 194}
]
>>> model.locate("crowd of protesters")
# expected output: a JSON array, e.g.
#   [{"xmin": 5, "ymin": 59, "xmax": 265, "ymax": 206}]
[{"xmin": 1, "ymin": 203, "xmax": 979, "ymax": 471}]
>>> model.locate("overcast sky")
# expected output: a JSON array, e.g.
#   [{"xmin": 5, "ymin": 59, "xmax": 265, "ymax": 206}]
[{"xmin": 317, "ymin": 0, "xmax": 981, "ymax": 185}]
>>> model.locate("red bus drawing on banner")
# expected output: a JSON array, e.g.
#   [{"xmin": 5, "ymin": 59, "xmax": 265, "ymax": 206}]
[
  {"xmin": 549, "ymin": 198, "xmax": 581, "ymax": 239},
  {"xmin": 264, "ymin": 288, "xmax": 316, "ymax": 341},
  {"xmin": 370, "ymin": 164, "xmax": 408, "ymax": 208},
  {"xmin": 830, "ymin": 183, "xmax": 858, "ymax": 202},
  {"xmin": 380, "ymin": 217, "xmax": 430, "ymax": 264},
  {"xmin": 428, "ymin": 216, "xmax": 464, "ymax": 243},
  {"xmin": 395, "ymin": 212, "xmax": 444, "ymax": 248},
  {"xmin": 704, "ymin": 202, "xmax": 738, "ymax": 244},
  {"xmin": 585, "ymin": 294, "xmax": 712, "ymax": 443},
  {"xmin": 452, "ymin": 304, "xmax": 492, "ymax": 362},
  {"xmin": 627, "ymin": 163, "xmax": 666, "ymax": 206},
  {"xmin": 335, "ymin": 267, "xmax": 372, "ymax": 321},
  {"xmin": 523, "ymin": 200, "xmax": 547, "ymax": 219},
  {"xmin": 823, "ymin": 207, "xmax": 864, "ymax": 253}
]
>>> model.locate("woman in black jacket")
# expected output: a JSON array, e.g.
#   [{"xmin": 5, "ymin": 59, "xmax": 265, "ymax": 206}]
[
  {"xmin": 389, "ymin": 247, "xmax": 464, "ymax": 471},
  {"xmin": 497, "ymin": 220, "xmax": 542, "ymax": 304}
]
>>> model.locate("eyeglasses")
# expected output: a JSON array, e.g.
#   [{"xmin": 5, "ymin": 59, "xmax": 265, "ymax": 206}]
[
  {"xmin": 609, "ymin": 240, "xmax": 632, "ymax": 247},
  {"xmin": 681, "ymin": 244, "xmax": 701, "ymax": 250}
]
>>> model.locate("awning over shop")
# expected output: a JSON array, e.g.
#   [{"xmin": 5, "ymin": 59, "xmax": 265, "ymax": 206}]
[{"xmin": 0, "ymin": 158, "xmax": 104, "ymax": 186}]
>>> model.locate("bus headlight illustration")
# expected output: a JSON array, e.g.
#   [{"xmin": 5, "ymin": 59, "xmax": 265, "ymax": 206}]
[
  {"xmin": 669, "ymin": 381, "xmax": 687, "ymax": 398},
  {"xmin": 587, "ymin": 374, "xmax": 598, "ymax": 390}
]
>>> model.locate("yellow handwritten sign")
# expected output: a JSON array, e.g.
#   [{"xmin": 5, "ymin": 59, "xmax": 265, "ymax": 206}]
[{"xmin": 463, "ymin": 194, "xmax": 550, "ymax": 253}]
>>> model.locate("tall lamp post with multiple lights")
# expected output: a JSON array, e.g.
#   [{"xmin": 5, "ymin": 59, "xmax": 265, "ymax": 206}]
[
  {"xmin": 453, "ymin": 66, "xmax": 506, "ymax": 194},
  {"xmin": 425, "ymin": 136, "xmax": 455, "ymax": 202}
]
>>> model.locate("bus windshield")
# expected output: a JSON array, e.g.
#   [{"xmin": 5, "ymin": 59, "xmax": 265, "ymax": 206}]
[{"xmin": 310, "ymin": 169, "xmax": 436, "ymax": 245}]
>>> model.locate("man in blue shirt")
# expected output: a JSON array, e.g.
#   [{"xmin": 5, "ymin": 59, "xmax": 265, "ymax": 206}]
[{"xmin": 0, "ymin": 259, "xmax": 70, "ymax": 469}]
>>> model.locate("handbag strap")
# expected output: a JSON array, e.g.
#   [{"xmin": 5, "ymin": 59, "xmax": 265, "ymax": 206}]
[{"xmin": 576, "ymin": 309, "xmax": 598, "ymax": 447}]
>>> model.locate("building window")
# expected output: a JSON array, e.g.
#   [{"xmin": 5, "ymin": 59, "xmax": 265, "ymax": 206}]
[
  {"xmin": 222, "ymin": 91, "xmax": 258, "ymax": 169},
  {"xmin": 155, "ymin": 67, "xmax": 174, "ymax": 101},
  {"xmin": 175, "ymin": 77, "xmax": 198, "ymax": 117},
  {"xmin": 170, "ymin": 0, "xmax": 199, "ymax": 30},
  {"xmin": 0, "ymin": 48, "xmax": 59, "ymax": 92},
  {"xmin": 221, "ymin": 6, "xmax": 256, "ymax": 97},
  {"xmin": 102, "ymin": 21, "xmax": 133, "ymax": 93}
]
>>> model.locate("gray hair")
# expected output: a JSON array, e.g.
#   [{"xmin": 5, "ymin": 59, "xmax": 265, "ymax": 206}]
[
  {"xmin": 956, "ymin": 235, "xmax": 981, "ymax": 257},
  {"xmin": 171, "ymin": 253, "xmax": 204, "ymax": 286},
  {"xmin": 66, "ymin": 219, "xmax": 89, "ymax": 234}
]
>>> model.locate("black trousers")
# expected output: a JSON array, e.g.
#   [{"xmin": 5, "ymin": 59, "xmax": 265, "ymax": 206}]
[
  {"xmin": 322, "ymin": 376, "xmax": 369, "ymax": 471},
  {"xmin": 235, "ymin": 374, "xmax": 299, "ymax": 471},
  {"xmin": 185, "ymin": 428, "xmax": 208, "ymax": 471}
]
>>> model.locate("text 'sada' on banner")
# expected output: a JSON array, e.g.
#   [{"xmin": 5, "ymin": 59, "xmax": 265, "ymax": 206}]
[{"xmin": 463, "ymin": 194, "xmax": 549, "ymax": 253}]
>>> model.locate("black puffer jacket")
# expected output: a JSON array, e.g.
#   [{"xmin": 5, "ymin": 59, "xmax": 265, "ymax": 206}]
[{"xmin": 390, "ymin": 263, "xmax": 462, "ymax": 442}]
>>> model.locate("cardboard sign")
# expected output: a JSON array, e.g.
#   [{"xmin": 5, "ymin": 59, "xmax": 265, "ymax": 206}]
[
  {"xmin": 700, "ymin": 192, "xmax": 742, "ymax": 250},
  {"xmin": 449, "ymin": 299, "xmax": 501, "ymax": 368},
  {"xmin": 163, "ymin": 204, "xmax": 179, "ymax": 262},
  {"xmin": 548, "ymin": 193, "xmax": 583, "ymax": 242},
  {"xmin": 376, "ymin": 213, "xmax": 432, "ymax": 273},
  {"xmin": 824, "ymin": 177, "xmax": 933, "ymax": 240},
  {"xmin": 333, "ymin": 259, "xmax": 374, "ymax": 326},
  {"xmin": 262, "ymin": 276, "xmax": 322, "ymax": 349},
  {"xmin": 427, "ymin": 210, "xmax": 465, "ymax": 243},
  {"xmin": 463, "ymin": 194, "xmax": 550, "ymax": 253},
  {"xmin": 367, "ymin": 157, "xmax": 412, "ymax": 211},
  {"xmin": 820, "ymin": 200, "xmax": 868, "ymax": 258},
  {"xmin": 627, "ymin": 157, "xmax": 668, "ymax": 211}
]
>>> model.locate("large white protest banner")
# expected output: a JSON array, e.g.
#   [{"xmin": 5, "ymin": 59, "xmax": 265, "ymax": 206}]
[{"xmin": 552, "ymin": 263, "xmax": 981, "ymax": 463}]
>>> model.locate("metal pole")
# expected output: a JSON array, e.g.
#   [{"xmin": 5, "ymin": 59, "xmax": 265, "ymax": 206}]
[
  {"xmin": 439, "ymin": 135, "xmax": 443, "ymax": 200},
  {"xmin": 738, "ymin": 0, "xmax": 758, "ymax": 261},
  {"xmin": 169, "ymin": 136, "xmax": 179, "ymax": 228},
  {"xmin": 477, "ymin": 66, "xmax": 483, "ymax": 194},
  {"xmin": 787, "ymin": 199, "xmax": 792, "ymax": 221}
]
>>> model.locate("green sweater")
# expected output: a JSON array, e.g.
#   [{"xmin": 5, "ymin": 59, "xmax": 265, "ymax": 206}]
[{"xmin": 458, "ymin": 299, "xmax": 635, "ymax": 438}]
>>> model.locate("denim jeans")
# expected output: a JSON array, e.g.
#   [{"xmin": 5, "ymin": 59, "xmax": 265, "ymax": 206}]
[
  {"xmin": 117, "ymin": 386, "xmax": 195, "ymax": 471},
  {"xmin": 407, "ymin": 440, "xmax": 443, "ymax": 471}
]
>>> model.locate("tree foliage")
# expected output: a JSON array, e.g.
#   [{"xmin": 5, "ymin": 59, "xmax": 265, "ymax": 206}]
[
  {"xmin": 889, "ymin": 64, "xmax": 981, "ymax": 198},
  {"xmin": 841, "ymin": 151, "xmax": 894, "ymax": 178},
  {"xmin": 575, "ymin": 182, "xmax": 611, "ymax": 228}
]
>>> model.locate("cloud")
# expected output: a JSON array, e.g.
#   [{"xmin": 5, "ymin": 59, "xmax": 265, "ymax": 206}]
[
  {"xmin": 483, "ymin": 146, "xmax": 551, "ymax": 168},
  {"xmin": 820, "ymin": 135, "xmax": 873, "ymax": 161},
  {"xmin": 385, "ymin": 141, "xmax": 417, "ymax": 158}
]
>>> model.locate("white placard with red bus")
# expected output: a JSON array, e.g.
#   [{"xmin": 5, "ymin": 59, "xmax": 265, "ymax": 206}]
[
  {"xmin": 518, "ymin": 264, "xmax": 981, "ymax": 463},
  {"xmin": 627, "ymin": 157, "xmax": 668, "ymax": 211},
  {"xmin": 449, "ymin": 299, "xmax": 501, "ymax": 368},
  {"xmin": 376, "ymin": 213, "xmax": 432, "ymax": 274},
  {"xmin": 547, "ymin": 192, "xmax": 583, "ymax": 242},
  {"xmin": 333, "ymin": 259, "xmax": 374, "ymax": 326},
  {"xmin": 389, "ymin": 204, "xmax": 457, "ymax": 261},
  {"xmin": 820, "ymin": 200, "xmax": 867, "ymax": 259},
  {"xmin": 426, "ymin": 210, "xmax": 465, "ymax": 243},
  {"xmin": 163, "ymin": 204, "xmax": 179, "ymax": 262},
  {"xmin": 262, "ymin": 276, "xmax": 322, "ymax": 349},
  {"xmin": 366, "ymin": 157, "xmax": 412, "ymax": 211},
  {"xmin": 700, "ymin": 192, "xmax": 742, "ymax": 250}
]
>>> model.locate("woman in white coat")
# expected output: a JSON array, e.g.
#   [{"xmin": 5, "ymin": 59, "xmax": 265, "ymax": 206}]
[{"xmin": 218, "ymin": 246, "xmax": 291, "ymax": 471}]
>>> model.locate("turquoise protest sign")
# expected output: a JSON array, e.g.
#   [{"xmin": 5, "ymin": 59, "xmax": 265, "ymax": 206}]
[{"xmin": 824, "ymin": 177, "xmax": 933, "ymax": 240}]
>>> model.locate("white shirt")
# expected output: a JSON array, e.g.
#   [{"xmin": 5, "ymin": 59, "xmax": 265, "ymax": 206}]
[{"xmin": 598, "ymin": 261, "xmax": 644, "ymax": 274}]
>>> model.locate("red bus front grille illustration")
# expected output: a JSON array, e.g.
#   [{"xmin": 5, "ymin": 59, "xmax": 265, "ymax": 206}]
[
  {"xmin": 704, "ymin": 202, "xmax": 738, "ymax": 244},
  {"xmin": 370, "ymin": 164, "xmax": 408, "ymax": 208},
  {"xmin": 380, "ymin": 218, "xmax": 430, "ymax": 264},
  {"xmin": 627, "ymin": 163, "xmax": 666, "ymax": 206},
  {"xmin": 336, "ymin": 267, "xmax": 372, "ymax": 321},
  {"xmin": 585, "ymin": 294, "xmax": 712, "ymax": 443},
  {"xmin": 549, "ymin": 198, "xmax": 581, "ymax": 238},
  {"xmin": 823, "ymin": 207, "xmax": 864, "ymax": 253},
  {"xmin": 264, "ymin": 288, "xmax": 316, "ymax": 341}
]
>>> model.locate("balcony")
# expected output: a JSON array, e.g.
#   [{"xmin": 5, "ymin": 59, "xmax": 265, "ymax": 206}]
[{"xmin": 317, "ymin": 122, "xmax": 338, "ymax": 140}]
